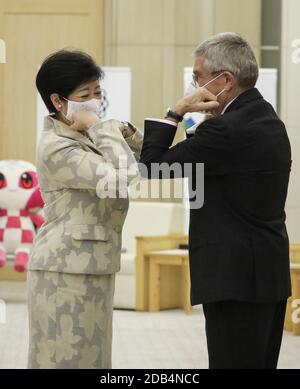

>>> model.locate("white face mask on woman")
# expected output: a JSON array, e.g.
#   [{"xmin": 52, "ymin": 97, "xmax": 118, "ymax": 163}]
[{"xmin": 61, "ymin": 97, "xmax": 102, "ymax": 121}]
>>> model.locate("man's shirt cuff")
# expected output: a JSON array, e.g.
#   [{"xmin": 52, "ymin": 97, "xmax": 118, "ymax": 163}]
[{"xmin": 145, "ymin": 118, "xmax": 178, "ymax": 128}]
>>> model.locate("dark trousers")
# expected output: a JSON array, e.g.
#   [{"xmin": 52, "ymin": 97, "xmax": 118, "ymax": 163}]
[{"xmin": 202, "ymin": 300, "xmax": 287, "ymax": 369}]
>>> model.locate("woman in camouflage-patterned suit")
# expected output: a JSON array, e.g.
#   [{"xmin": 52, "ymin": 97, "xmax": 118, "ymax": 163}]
[{"xmin": 27, "ymin": 50, "xmax": 143, "ymax": 369}]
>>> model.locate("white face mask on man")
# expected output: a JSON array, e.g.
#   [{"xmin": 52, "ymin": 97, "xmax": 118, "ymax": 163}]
[
  {"xmin": 60, "ymin": 97, "xmax": 102, "ymax": 121},
  {"xmin": 186, "ymin": 72, "xmax": 226, "ymax": 98},
  {"xmin": 203, "ymin": 72, "xmax": 227, "ymax": 97}
]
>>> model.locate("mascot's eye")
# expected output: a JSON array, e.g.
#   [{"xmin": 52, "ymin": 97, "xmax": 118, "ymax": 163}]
[
  {"xmin": 0, "ymin": 173, "xmax": 6, "ymax": 189},
  {"xmin": 19, "ymin": 172, "xmax": 34, "ymax": 189}
]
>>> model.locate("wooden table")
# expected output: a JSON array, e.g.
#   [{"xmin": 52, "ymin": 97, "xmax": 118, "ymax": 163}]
[
  {"xmin": 290, "ymin": 244, "xmax": 300, "ymax": 263},
  {"xmin": 135, "ymin": 235, "xmax": 188, "ymax": 312},
  {"xmin": 285, "ymin": 263, "xmax": 300, "ymax": 336},
  {"xmin": 145, "ymin": 249, "xmax": 192, "ymax": 314}
]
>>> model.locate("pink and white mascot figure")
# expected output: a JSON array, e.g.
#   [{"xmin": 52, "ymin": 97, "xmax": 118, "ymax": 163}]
[{"xmin": 0, "ymin": 160, "xmax": 44, "ymax": 272}]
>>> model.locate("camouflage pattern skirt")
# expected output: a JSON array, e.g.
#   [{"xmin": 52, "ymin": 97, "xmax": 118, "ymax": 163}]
[{"xmin": 27, "ymin": 270, "xmax": 115, "ymax": 369}]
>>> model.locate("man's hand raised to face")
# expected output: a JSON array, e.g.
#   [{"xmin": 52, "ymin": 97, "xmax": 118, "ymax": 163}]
[{"xmin": 172, "ymin": 87, "xmax": 219, "ymax": 118}]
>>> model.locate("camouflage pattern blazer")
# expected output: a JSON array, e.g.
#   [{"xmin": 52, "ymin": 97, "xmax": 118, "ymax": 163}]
[{"xmin": 28, "ymin": 116, "xmax": 143, "ymax": 275}]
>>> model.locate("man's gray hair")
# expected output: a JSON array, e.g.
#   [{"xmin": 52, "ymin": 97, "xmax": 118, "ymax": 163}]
[{"xmin": 194, "ymin": 32, "xmax": 259, "ymax": 88}]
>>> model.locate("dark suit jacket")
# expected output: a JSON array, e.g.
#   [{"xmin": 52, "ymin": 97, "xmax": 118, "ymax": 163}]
[{"xmin": 140, "ymin": 88, "xmax": 292, "ymax": 305}]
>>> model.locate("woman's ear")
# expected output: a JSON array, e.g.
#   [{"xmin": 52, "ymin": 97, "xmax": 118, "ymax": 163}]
[{"xmin": 50, "ymin": 93, "xmax": 64, "ymax": 112}]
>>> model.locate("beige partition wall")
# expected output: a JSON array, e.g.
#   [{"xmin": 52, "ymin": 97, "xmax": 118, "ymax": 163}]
[
  {"xmin": 104, "ymin": 0, "xmax": 261, "ymax": 132},
  {"xmin": 214, "ymin": 0, "xmax": 261, "ymax": 60},
  {"xmin": 281, "ymin": 0, "xmax": 300, "ymax": 243},
  {"xmin": 0, "ymin": 0, "xmax": 104, "ymax": 164}
]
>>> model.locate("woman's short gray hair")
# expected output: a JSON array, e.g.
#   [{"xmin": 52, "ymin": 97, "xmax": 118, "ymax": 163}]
[{"xmin": 194, "ymin": 32, "xmax": 259, "ymax": 88}]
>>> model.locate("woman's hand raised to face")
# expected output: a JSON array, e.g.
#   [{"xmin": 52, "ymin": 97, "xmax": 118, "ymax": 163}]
[
  {"xmin": 172, "ymin": 87, "xmax": 220, "ymax": 117},
  {"xmin": 70, "ymin": 110, "xmax": 101, "ymax": 132}
]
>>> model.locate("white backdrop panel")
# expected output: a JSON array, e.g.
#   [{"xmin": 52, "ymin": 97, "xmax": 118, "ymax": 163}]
[{"xmin": 36, "ymin": 67, "xmax": 132, "ymax": 144}]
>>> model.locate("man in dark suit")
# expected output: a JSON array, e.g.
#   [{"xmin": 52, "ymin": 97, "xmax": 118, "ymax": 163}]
[{"xmin": 139, "ymin": 32, "xmax": 292, "ymax": 369}]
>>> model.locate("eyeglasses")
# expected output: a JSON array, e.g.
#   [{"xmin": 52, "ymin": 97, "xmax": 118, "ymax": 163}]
[{"xmin": 191, "ymin": 70, "xmax": 227, "ymax": 89}]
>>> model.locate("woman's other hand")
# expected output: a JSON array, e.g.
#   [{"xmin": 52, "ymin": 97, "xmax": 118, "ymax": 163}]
[
  {"xmin": 70, "ymin": 110, "xmax": 101, "ymax": 132},
  {"xmin": 120, "ymin": 121, "xmax": 136, "ymax": 139}
]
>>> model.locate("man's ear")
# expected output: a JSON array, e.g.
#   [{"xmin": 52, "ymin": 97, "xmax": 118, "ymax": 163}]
[
  {"xmin": 224, "ymin": 71, "xmax": 235, "ymax": 90},
  {"xmin": 50, "ymin": 93, "xmax": 64, "ymax": 112}
]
